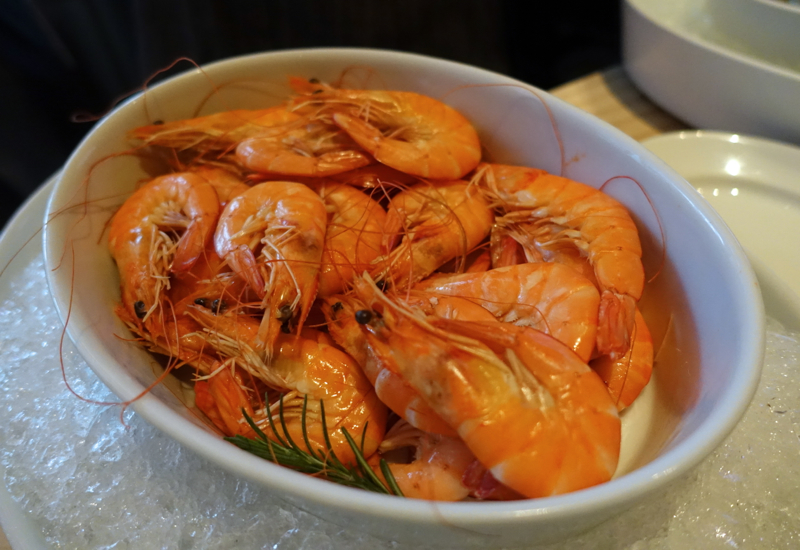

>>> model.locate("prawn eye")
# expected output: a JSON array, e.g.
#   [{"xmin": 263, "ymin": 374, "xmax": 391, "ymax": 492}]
[
  {"xmin": 355, "ymin": 309, "xmax": 373, "ymax": 325},
  {"xmin": 332, "ymin": 302, "xmax": 344, "ymax": 312},
  {"xmin": 277, "ymin": 305, "xmax": 293, "ymax": 322},
  {"xmin": 280, "ymin": 321, "xmax": 292, "ymax": 334},
  {"xmin": 194, "ymin": 298, "xmax": 209, "ymax": 308},
  {"xmin": 134, "ymin": 301, "xmax": 147, "ymax": 319},
  {"xmin": 152, "ymin": 119, "xmax": 164, "ymax": 125},
  {"xmin": 212, "ymin": 299, "xmax": 227, "ymax": 314},
  {"xmin": 375, "ymin": 280, "xmax": 388, "ymax": 292},
  {"xmin": 309, "ymin": 77, "xmax": 320, "ymax": 83}
]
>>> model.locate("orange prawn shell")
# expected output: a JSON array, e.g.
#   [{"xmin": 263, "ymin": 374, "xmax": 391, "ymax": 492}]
[
  {"xmin": 311, "ymin": 182, "xmax": 387, "ymax": 297},
  {"xmin": 484, "ymin": 163, "xmax": 644, "ymax": 300},
  {"xmin": 371, "ymin": 180, "xmax": 493, "ymax": 288},
  {"xmin": 323, "ymin": 294, "xmax": 457, "ymax": 437},
  {"xmin": 213, "ymin": 180, "xmax": 327, "ymax": 351},
  {"xmin": 291, "ymin": 87, "xmax": 482, "ymax": 180},
  {"xmin": 270, "ymin": 333, "xmax": 388, "ymax": 464},
  {"xmin": 372, "ymin": 315, "xmax": 620, "ymax": 499},
  {"xmin": 129, "ymin": 106, "xmax": 302, "ymax": 152},
  {"xmin": 591, "ymin": 308, "xmax": 654, "ymax": 410},
  {"xmin": 108, "ymin": 171, "xmax": 221, "ymax": 330},
  {"xmin": 414, "ymin": 263, "xmax": 600, "ymax": 362}
]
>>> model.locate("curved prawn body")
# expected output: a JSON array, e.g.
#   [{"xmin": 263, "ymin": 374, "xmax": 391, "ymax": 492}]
[
  {"xmin": 214, "ymin": 180, "xmax": 327, "ymax": 354},
  {"xmin": 480, "ymin": 163, "xmax": 644, "ymax": 359},
  {"xmin": 371, "ymin": 420, "xmax": 475, "ymax": 501},
  {"xmin": 192, "ymin": 166, "xmax": 251, "ymax": 206},
  {"xmin": 130, "ymin": 107, "xmax": 301, "ymax": 154},
  {"xmin": 194, "ymin": 365, "xmax": 257, "ymax": 437},
  {"xmin": 189, "ymin": 309, "xmax": 387, "ymax": 465},
  {"xmin": 312, "ymin": 182, "xmax": 387, "ymax": 297},
  {"xmin": 108, "ymin": 171, "xmax": 221, "ymax": 333},
  {"xmin": 353, "ymin": 301, "xmax": 620, "ymax": 498},
  {"xmin": 370, "ymin": 180, "xmax": 493, "ymax": 288},
  {"xmin": 328, "ymin": 163, "xmax": 421, "ymax": 189},
  {"xmin": 235, "ymin": 117, "xmax": 372, "ymax": 177},
  {"xmin": 413, "ymin": 263, "xmax": 600, "ymax": 362},
  {"xmin": 290, "ymin": 86, "xmax": 482, "ymax": 180},
  {"xmin": 323, "ymin": 294, "xmax": 457, "ymax": 437},
  {"xmin": 590, "ymin": 308, "xmax": 653, "ymax": 411}
]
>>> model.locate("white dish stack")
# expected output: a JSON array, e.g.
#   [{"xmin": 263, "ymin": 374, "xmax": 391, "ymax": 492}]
[{"xmin": 623, "ymin": 0, "xmax": 800, "ymax": 144}]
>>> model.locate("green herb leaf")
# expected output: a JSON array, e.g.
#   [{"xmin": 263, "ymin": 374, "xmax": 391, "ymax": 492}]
[{"xmin": 225, "ymin": 395, "xmax": 404, "ymax": 496}]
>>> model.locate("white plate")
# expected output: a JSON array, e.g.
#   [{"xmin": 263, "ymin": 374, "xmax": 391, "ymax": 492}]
[
  {"xmin": 643, "ymin": 131, "xmax": 800, "ymax": 304},
  {"xmin": 623, "ymin": 0, "xmax": 800, "ymax": 144}
]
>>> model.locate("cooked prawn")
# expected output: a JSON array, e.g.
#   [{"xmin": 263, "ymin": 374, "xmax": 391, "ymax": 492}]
[
  {"xmin": 370, "ymin": 180, "xmax": 493, "ymax": 288},
  {"xmin": 236, "ymin": 117, "xmax": 372, "ymax": 177},
  {"xmin": 311, "ymin": 182, "xmax": 387, "ymax": 297},
  {"xmin": 129, "ymin": 106, "xmax": 301, "ymax": 153},
  {"xmin": 370, "ymin": 420, "xmax": 475, "ymax": 501},
  {"xmin": 213, "ymin": 180, "xmax": 327, "ymax": 355},
  {"xmin": 108, "ymin": 171, "xmax": 221, "ymax": 334},
  {"xmin": 590, "ymin": 308, "xmax": 653, "ymax": 410},
  {"xmin": 188, "ymin": 310, "xmax": 387, "ymax": 465},
  {"xmin": 324, "ymin": 294, "xmax": 457, "ymax": 437},
  {"xmin": 324, "ymin": 291, "xmax": 494, "ymax": 438},
  {"xmin": 479, "ymin": 163, "xmax": 644, "ymax": 359},
  {"xmin": 290, "ymin": 84, "xmax": 482, "ymax": 179},
  {"xmin": 192, "ymin": 166, "xmax": 251, "ymax": 206},
  {"xmin": 413, "ymin": 263, "xmax": 600, "ymax": 362},
  {"xmin": 349, "ymin": 291, "xmax": 621, "ymax": 498}
]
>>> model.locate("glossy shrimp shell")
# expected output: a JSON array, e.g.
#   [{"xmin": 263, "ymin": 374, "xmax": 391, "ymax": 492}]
[
  {"xmin": 236, "ymin": 117, "xmax": 372, "ymax": 177},
  {"xmin": 311, "ymin": 182, "xmax": 387, "ymax": 297},
  {"xmin": 323, "ymin": 294, "xmax": 457, "ymax": 437},
  {"xmin": 590, "ymin": 307, "xmax": 654, "ymax": 411},
  {"xmin": 190, "ymin": 310, "xmax": 388, "ymax": 466},
  {"xmin": 370, "ymin": 180, "xmax": 493, "ymax": 289},
  {"xmin": 414, "ymin": 263, "xmax": 600, "ymax": 362},
  {"xmin": 130, "ymin": 106, "xmax": 301, "ymax": 152},
  {"xmin": 290, "ymin": 86, "xmax": 482, "ymax": 180},
  {"xmin": 480, "ymin": 163, "xmax": 644, "ymax": 358},
  {"xmin": 371, "ymin": 420, "xmax": 475, "ymax": 501},
  {"xmin": 353, "ymin": 300, "xmax": 620, "ymax": 498},
  {"xmin": 108, "ymin": 171, "xmax": 220, "ymax": 332},
  {"xmin": 213, "ymin": 180, "xmax": 327, "ymax": 354}
]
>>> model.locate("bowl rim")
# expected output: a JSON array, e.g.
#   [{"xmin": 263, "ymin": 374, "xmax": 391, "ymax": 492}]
[{"xmin": 43, "ymin": 46, "xmax": 766, "ymax": 528}]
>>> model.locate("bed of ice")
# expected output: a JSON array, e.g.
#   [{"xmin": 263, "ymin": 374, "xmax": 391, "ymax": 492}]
[{"xmin": 1, "ymin": 254, "xmax": 798, "ymax": 550}]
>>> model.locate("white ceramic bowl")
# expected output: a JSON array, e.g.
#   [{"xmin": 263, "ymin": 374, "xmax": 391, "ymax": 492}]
[
  {"xmin": 42, "ymin": 48, "xmax": 764, "ymax": 548},
  {"xmin": 623, "ymin": 0, "xmax": 800, "ymax": 144}
]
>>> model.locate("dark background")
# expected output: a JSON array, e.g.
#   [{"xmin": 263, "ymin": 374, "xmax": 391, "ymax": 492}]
[{"xmin": 0, "ymin": 0, "xmax": 621, "ymax": 229}]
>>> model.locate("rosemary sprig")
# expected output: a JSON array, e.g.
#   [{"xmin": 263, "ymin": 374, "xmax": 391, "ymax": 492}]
[{"xmin": 225, "ymin": 395, "xmax": 404, "ymax": 496}]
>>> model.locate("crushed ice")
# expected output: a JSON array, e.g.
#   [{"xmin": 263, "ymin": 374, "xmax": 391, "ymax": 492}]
[{"xmin": 0, "ymin": 254, "xmax": 798, "ymax": 549}]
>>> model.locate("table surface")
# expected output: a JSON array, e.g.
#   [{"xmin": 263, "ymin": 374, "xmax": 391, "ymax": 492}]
[{"xmin": 0, "ymin": 65, "xmax": 686, "ymax": 550}]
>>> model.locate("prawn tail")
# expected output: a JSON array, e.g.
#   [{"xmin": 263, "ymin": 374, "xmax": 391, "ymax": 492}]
[
  {"xmin": 294, "ymin": 277, "xmax": 320, "ymax": 337},
  {"xmin": 332, "ymin": 112, "xmax": 384, "ymax": 156},
  {"xmin": 591, "ymin": 308, "xmax": 654, "ymax": 411},
  {"xmin": 227, "ymin": 245, "xmax": 266, "ymax": 300},
  {"xmin": 172, "ymin": 219, "xmax": 213, "ymax": 273},
  {"xmin": 596, "ymin": 291, "xmax": 637, "ymax": 359},
  {"xmin": 195, "ymin": 367, "xmax": 256, "ymax": 437}
]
